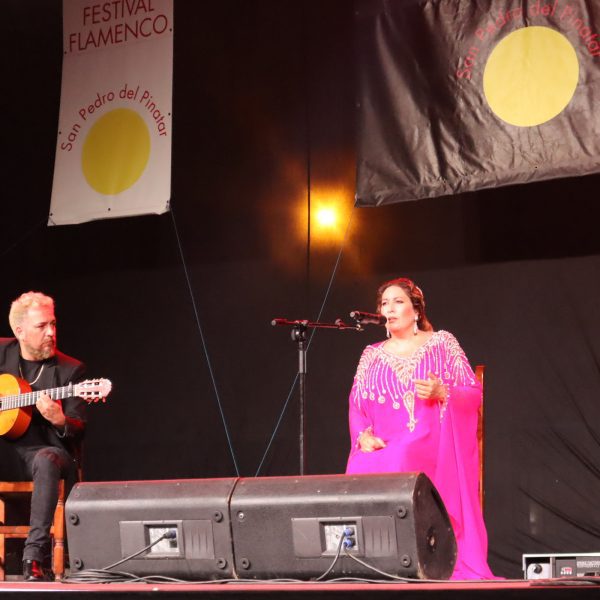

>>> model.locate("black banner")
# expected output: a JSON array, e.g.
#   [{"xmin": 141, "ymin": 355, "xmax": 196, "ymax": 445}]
[{"xmin": 356, "ymin": 0, "xmax": 600, "ymax": 205}]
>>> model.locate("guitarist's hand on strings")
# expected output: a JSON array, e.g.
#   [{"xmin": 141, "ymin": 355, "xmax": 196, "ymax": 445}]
[{"xmin": 36, "ymin": 393, "xmax": 66, "ymax": 428}]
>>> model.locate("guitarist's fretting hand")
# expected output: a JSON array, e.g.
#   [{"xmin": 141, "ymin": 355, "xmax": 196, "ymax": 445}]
[{"xmin": 36, "ymin": 393, "xmax": 66, "ymax": 428}]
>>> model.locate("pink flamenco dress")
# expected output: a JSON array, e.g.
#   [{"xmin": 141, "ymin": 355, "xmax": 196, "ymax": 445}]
[{"xmin": 346, "ymin": 330, "xmax": 495, "ymax": 580}]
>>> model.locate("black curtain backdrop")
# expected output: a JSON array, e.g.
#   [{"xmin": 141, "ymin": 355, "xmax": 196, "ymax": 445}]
[{"xmin": 1, "ymin": 0, "xmax": 600, "ymax": 580}]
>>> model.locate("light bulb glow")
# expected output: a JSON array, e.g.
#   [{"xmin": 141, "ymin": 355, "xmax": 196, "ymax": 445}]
[{"xmin": 315, "ymin": 206, "xmax": 337, "ymax": 228}]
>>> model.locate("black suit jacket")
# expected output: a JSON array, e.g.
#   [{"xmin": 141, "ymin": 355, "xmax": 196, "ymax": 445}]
[{"xmin": 0, "ymin": 338, "xmax": 86, "ymax": 461}]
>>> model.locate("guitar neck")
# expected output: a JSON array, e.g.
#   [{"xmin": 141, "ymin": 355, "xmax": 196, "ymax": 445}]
[{"xmin": 0, "ymin": 384, "xmax": 74, "ymax": 411}]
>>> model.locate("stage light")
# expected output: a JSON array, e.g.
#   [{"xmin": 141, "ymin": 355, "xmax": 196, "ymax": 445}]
[
  {"xmin": 315, "ymin": 206, "xmax": 337, "ymax": 228},
  {"xmin": 309, "ymin": 185, "xmax": 353, "ymax": 246}
]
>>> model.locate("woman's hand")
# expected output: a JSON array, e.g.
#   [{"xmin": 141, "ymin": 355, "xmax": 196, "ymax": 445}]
[
  {"xmin": 414, "ymin": 372, "xmax": 447, "ymax": 401},
  {"xmin": 358, "ymin": 427, "xmax": 386, "ymax": 452}
]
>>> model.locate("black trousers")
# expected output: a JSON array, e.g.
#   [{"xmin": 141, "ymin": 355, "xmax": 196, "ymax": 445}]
[{"xmin": 16, "ymin": 446, "xmax": 78, "ymax": 564}]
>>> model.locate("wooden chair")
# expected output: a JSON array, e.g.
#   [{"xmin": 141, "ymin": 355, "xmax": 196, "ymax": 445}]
[
  {"xmin": 0, "ymin": 479, "xmax": 66, "ymax": 581},
  {"xmin": 475, "ymin": 365, "xmax": 485, "ymax": 512}
]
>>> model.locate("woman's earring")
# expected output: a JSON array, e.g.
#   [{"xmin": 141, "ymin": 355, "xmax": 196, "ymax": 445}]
[
  {"xmin": 386, "ymin": 327, "xmax": 391, "ymax": 339},
  {"xmin": 413, "ymin": 315, "xmax": 418, "ymax": 336}
]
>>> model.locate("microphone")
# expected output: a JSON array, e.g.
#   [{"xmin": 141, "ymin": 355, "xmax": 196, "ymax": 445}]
[{"xmin": 349, "ymin": 311, "xmax": 387, "ymax": 326}]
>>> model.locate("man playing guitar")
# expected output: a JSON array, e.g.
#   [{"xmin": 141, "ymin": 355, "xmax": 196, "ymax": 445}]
[{"xmin": 0, "ymin": 292, "xmax": 86, "ymax": 581}]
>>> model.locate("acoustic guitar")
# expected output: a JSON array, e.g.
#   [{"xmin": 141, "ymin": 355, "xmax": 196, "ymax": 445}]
[{"xmin": 0, "ymin": 373, "xmax": 111, "ymax": 439}]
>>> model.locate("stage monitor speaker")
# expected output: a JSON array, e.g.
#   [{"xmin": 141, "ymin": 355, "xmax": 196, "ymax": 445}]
[
  {"xmin": 65, "ymin": 478, "xmax": 237, "ymax": 579},
  {"xmin": 229, "ymin": 472, "xmax": 456, "ymax": 580}
]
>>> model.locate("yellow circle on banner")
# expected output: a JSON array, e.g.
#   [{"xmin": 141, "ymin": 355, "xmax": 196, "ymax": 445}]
[
  {"xmin": 483, "ymin": 26, "xmax": 579, "ymax": 127},
  {"xmin": 81, "ymin": 108, "xmax": 151, "ymax": 195}
]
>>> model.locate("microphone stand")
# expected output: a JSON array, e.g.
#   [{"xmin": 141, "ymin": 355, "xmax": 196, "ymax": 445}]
[{"xmin": 271, "ymin": 318, "xmax": 361, "ymax": 475}]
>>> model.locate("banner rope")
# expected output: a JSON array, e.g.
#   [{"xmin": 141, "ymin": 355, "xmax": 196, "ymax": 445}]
[
  {"xmin": 169, "ymin": 203, "xmax": 240, "ymax": 477},
  {"xmin": 0, "ymin": 217, "xmax": 48, "ymax": 261}
]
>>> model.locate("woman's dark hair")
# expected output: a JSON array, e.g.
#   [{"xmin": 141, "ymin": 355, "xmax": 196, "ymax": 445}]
[{"xmin": 376, "ymin": 278, "xmax": 433, "ymax": 332}]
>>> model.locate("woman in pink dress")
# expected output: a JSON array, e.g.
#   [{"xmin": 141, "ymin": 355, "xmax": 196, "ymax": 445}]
[{"xmin": 346, "ymin": 277, "xmax": 495, "ymax": 580}]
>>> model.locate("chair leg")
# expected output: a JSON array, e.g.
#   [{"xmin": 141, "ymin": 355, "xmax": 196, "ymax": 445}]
[
  {"xmin": 0, "ymin": 499, "xmax": 5, "ymax": 581},
  {"xmin": 0, "ymin": 533, "xmax": 5, "ymax": 582},
  {"xmin": 51, "ymin": 480, "xmax": 65, "ymax": 580}
]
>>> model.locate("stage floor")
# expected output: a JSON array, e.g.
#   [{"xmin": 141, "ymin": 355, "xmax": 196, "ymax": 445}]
[{"xmin": 0, "ymin": 578, "xmax": 600, "ymax": 599}]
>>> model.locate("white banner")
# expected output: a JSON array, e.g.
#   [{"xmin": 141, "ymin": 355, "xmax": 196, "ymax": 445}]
[{"xmin": 49, "ymin": 0, "xmax": 173, "ymax": 225}]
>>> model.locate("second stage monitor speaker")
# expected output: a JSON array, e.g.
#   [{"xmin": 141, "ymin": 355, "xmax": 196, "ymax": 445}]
[{"xmin": 229, "ymin": 471, "xmax": 457, "ymax": 580}]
